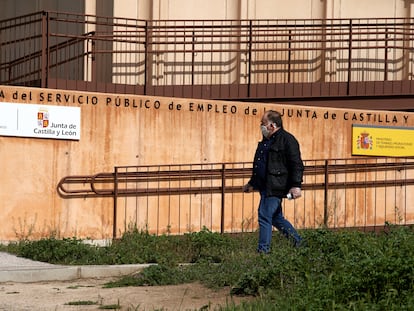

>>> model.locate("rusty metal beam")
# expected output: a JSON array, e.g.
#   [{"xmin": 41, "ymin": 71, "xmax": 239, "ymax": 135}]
[
  {"xmin": 57, "ymin": 159, "xmax": 414, "ymax": 199},
  {"xmin": 3, "ymin": 12, "xmax": 414, "ymax": 109}
]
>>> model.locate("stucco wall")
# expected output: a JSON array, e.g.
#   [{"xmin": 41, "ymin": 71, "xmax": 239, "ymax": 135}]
[
  {"xmin": 2, "ymin": 0, "xmax": 414, "ymax": 21},
  {"xmin": 0, "ymin": 85, "xmax": 413, "ymax": 240}
]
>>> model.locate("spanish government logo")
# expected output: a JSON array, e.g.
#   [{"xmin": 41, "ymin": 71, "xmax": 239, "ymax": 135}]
[
  {"xmin": 37, "ymin": 109, "xmax": 49, "ymax": 128},
  {"xmin": 356, "ymin": 131, "xmax": 373, "ymax": 150}
]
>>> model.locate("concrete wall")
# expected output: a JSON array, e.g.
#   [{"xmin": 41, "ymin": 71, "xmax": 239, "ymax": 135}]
[
  {"xmin": 0, "ymin": 0, "xmax": 85, "ymax": 20},
  {"xmin": 0, "ymin": 85, "xmax": 413, "ymax": 240},
  {"xmin": 110, "ymin": 0, "xmax": 414, "ymax": 20},
  {"xmin": 1, "ymin": 2, "xmax": 413, "ymax": 241},
  {"xmin": 2, "ymin": 0, "xmax": 413, "ymax": 87},
  {"xmin": 2, "ymin": 0, "xmax": 413, "ymax": 21}
]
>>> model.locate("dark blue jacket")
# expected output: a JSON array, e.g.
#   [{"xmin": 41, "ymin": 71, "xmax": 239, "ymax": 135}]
[{"xmin": 248, "ymin": 128, "xmax": 304, "ymax": 197}]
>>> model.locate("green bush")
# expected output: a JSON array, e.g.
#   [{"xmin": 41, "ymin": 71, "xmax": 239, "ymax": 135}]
[
  {"xmin": 228, "ymin": 226, "xmax": 414, "ymax": 310},
  {"xmin": 13, "ymin": 237, "xmax": 103, "ymax": 264},
  {"xmin": 1, "ymin": 224, "xmax": 413, "ymax": 310}
]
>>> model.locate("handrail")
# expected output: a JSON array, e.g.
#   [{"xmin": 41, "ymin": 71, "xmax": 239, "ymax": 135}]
[
  {"xmin": 57, "ymin": 159, "xmax": 414, "ymax": 199},
  {"xmin": 56, "ymin": 157, "xmax": 414, "ymax": 238},
  {"xmin": 5, "ymin": 31, "xmax": 95, "ymax": 68},
  {"xmin": 2, "ymin": 12, "xmax": 414, "ymax": 105},
  {"xmin": 1, "ymin": 30, "xmax": 95, "ymax": 84}
]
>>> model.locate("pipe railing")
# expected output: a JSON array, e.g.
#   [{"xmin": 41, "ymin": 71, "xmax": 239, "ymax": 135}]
[
  {"xmin": 2, "ymin": 12, "xmax": 414, "ymax": 102},
  {"xmin": 57, "ymin": 157, "xmax": 414, "ymax": 238}
]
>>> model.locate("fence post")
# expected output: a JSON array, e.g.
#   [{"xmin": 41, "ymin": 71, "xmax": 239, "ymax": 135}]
[
  {"xmin": 90, "ymin": 32, "xmax": 96, "ymax": 85},
  {"xmin": 247, "ymin": 21, "xmax": 252, "ymax": 98},
  {"xmin": 41, "ymin": 11, "xmax": 49, "ymax": 88},
  {"xmin": 384, "ymin": 28, "xmax": 388, "ymax": 81},
  {"xmin": 144, "ymin": 21, "xmax": 153, "ymax": 95},
  {"xmin": 346, "ymin": 19, "xmax": 352, "ymax": 95},
  {"xmin": 288, "ymin": 29, "xmax": 292, "ymax": 83},
  {"xmin": 192, "ymin": 31, "xmax": 195, "ymax": 85},
  {"xmin": 324, "ymin": 160, "xmax": 329, "ymax": 227},
  {"xmin": 220, "ymin": 164, "xmax": 226, "ymax": 233},
  {"xmin": 144, "ymin": 21, "xmax": 149, "ymax": 95},
  {"xmin": 113, "ymin": 167, "xmax": 119, "ymax": 239}
]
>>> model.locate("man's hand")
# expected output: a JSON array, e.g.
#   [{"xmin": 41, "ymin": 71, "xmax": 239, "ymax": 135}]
[
  {"xmin": 289, "ymin": 187, "xmax": 302, "ymax": 199},
  {"xmin": 243, "ymin": 183, "xmax": 254, "ymax": 193}
]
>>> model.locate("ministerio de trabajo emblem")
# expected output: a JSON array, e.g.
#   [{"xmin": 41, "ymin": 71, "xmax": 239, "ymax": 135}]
[
  {"xmin": 37, "ymin": 108, "xmax": 49, "ymax": 128},
  {"xmin": 356, "ymin": 131, "xmax": 373, "ymax": 150}
]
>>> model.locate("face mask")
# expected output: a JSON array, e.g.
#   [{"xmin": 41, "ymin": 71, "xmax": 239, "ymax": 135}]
[{"xmin": 261, "ymin": 125, "xmax": 270, "ymax": 138}]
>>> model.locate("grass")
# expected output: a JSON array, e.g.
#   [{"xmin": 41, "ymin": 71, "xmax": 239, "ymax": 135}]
[
  {"xmin": 1, "ymin": 225, "xmax": 414, "ymax": 310},
  {"xmin": 65, "ymin": 300, "xmax": 97, "ymax": 305}
]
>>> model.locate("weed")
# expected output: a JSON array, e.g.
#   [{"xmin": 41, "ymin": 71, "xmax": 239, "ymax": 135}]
[
  {"xmin": 99, "ymin": 299, "xmax": 121, "ymax": 309},
  {"xmin": 65, "ymin": 300, "xmax": 97, "ymax": 305},
  {"xmin": 12, "ymin": 214, "xmax": 37, "ymax": 240},
  {"xmin": 1, "ymin": 225, "xmax": 413, "ymax": 310}
]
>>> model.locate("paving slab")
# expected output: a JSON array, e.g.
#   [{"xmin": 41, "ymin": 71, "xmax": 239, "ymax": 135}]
[{"xmin": 0, "ymin": 252, "xmax": 151, "ymax": 283}]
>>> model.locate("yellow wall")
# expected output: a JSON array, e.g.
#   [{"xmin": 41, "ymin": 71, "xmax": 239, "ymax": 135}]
[
  {"xmin": 3, "ymin": 0, "xmax": 413, "ymax": 21},
  {"xmin": 122, "ymin": 0, "xmax": 413, "ymax": 20},
  {"xmin": 0, "ymin": 85, "xmax": 413, "ymax": 241},
  {"xmin": 110, "ymin": 0, "xmax": 414, "ymax": 20}
]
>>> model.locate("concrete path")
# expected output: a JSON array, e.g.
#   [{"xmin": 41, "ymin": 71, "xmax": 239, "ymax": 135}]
[{"xmin": 0, "ymin": 252, "xmax": 151, "ymax": 283}]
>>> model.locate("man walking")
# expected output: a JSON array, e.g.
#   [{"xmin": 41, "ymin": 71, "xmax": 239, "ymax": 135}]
[{"xmin": 243, "ymin": 110, "xmax": 304, "ymax": 253}]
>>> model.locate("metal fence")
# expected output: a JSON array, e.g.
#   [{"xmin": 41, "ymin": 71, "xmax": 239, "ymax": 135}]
[
  {"xmin": 2, "ymin": 12, "xmax": 414, "ymax": 102},
  {"xmin": 57, "ymin": 157, "xmax": 414, "ymax": 238}
]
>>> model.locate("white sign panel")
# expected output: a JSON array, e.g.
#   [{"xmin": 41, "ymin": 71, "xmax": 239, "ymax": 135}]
[{"xmin": 0, "ymin": 102, "xmax": 80, "ymax": 140}]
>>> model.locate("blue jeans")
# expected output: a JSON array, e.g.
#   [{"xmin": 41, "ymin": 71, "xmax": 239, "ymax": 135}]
[{"xmin": 257, "ymin": 194, "xmax": 302, "ymax": 253}]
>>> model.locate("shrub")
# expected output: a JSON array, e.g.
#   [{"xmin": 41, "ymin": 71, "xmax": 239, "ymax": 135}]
[{"xmin": 1, "ymin": 225, "xmax": 413, "ymax": 310}]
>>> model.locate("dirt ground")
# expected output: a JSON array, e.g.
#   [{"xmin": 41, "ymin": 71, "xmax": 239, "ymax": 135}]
[{"xmin": 0, "ymin": 277, "xmax": 251, "ymax": 311}]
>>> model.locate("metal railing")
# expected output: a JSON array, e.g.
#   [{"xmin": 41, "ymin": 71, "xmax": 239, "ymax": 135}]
[
  {"xmin": 2, "ymin": 12, "xmax": 414, "ymax": 103},
  {"xmin": 57, "ymin": 157, "xmax": 414, "ymax": 238}
]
